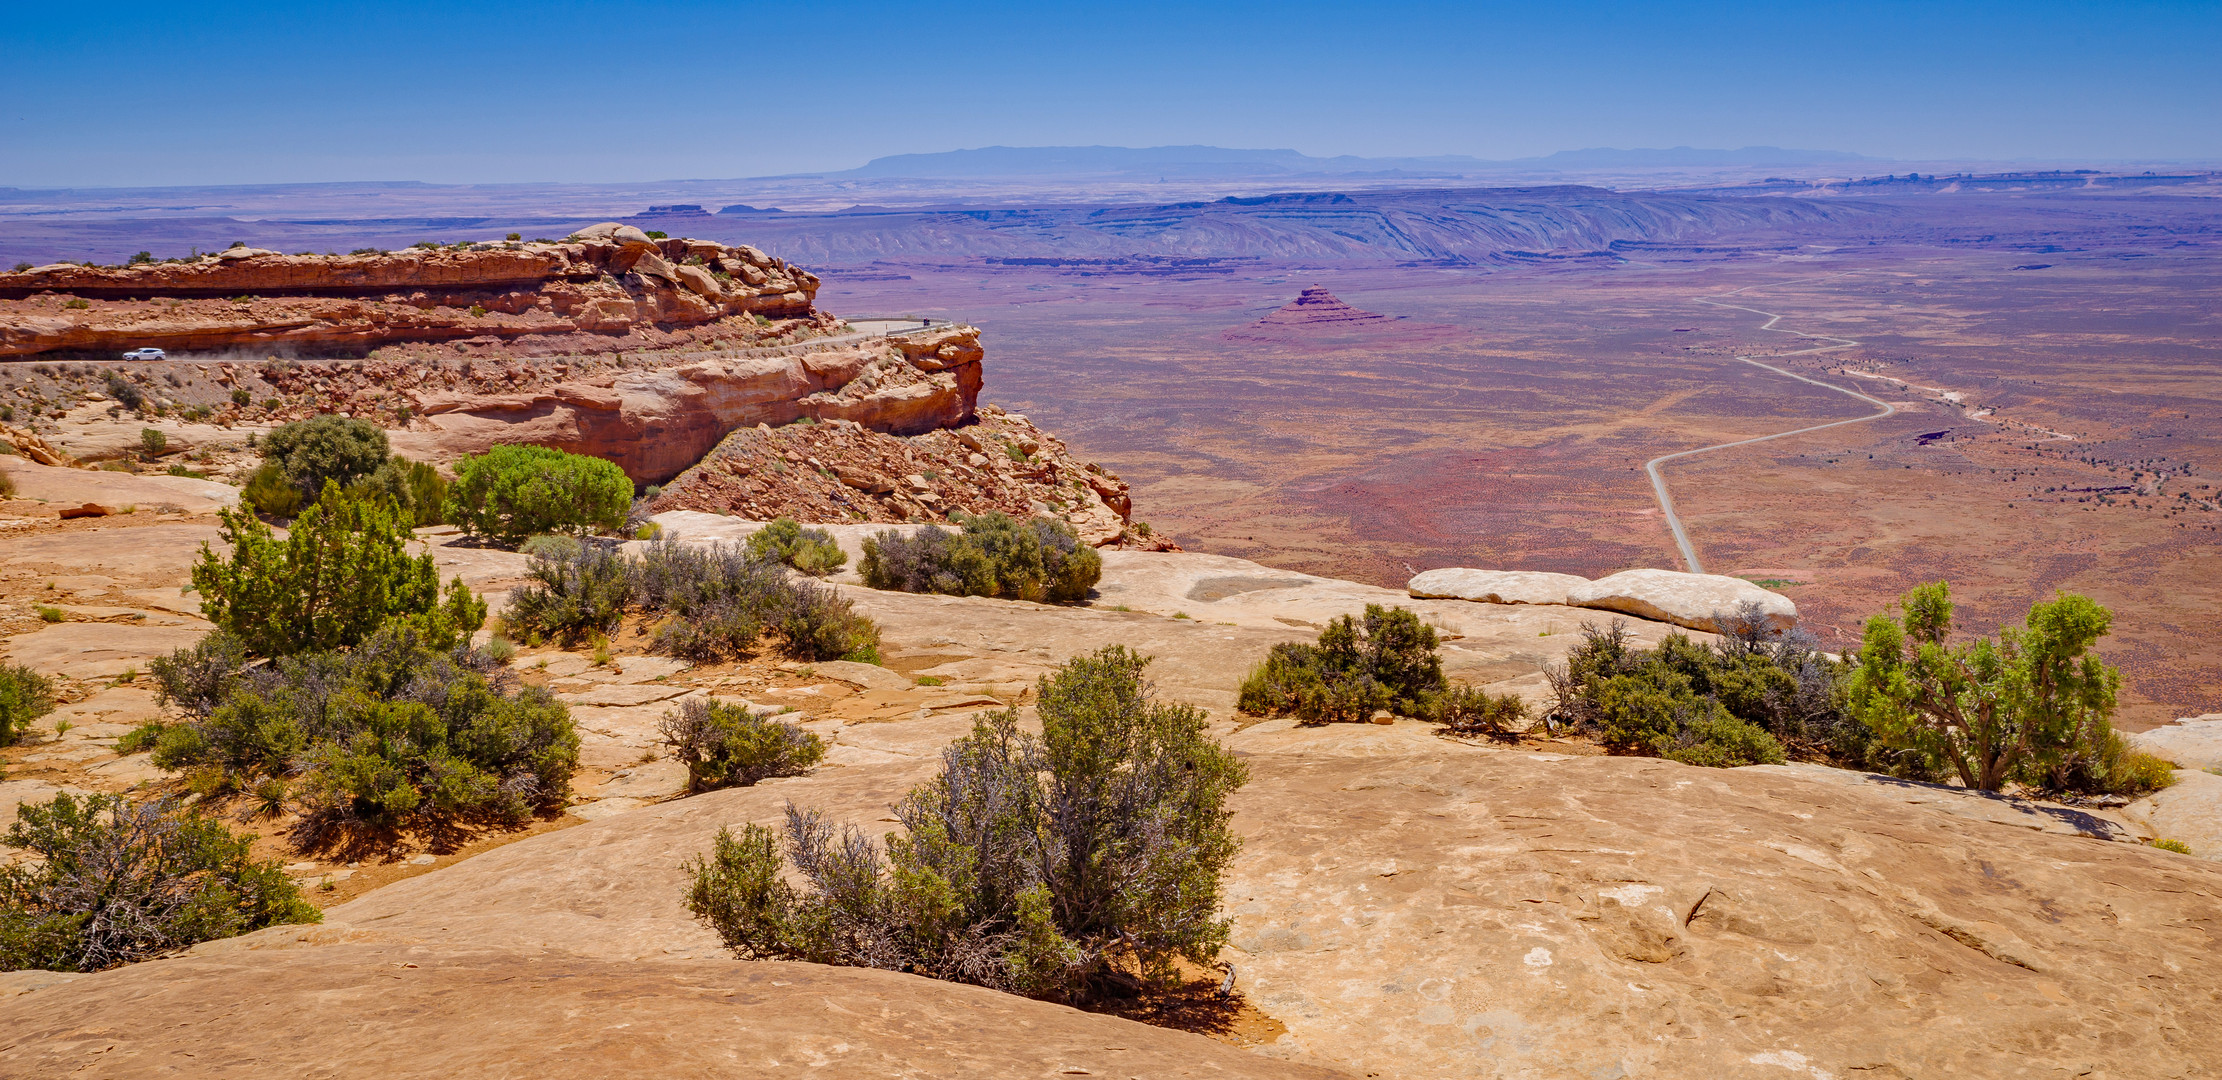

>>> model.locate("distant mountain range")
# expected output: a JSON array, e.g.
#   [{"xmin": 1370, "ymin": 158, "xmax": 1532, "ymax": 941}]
[{"xmin": 830, "ymin": 145, "xmax": 1881, "ymax": 179}]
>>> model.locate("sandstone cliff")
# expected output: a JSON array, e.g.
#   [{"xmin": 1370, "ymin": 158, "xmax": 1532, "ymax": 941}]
[
  {"xmin": 400, "ymin": 324, "xmax": 986, "ymax": 485},
  {"xmin": 0, "ymin": 224, "xmax": 818, "ymax": 357},
  {"xmin": 646, "ymin": 404, "xmax": 1171, "ymax": 547}
]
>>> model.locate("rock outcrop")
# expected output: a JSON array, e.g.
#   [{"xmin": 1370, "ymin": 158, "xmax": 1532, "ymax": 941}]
[
  {"xmin": 1249, "ymin": 287, "xmax": 1392, "ymax": 328},
  {"xmin": 1408, "ymin": 567, "xmax": 1593, "ymax": 606},
  {"xmin": 7, "ymin": 506, "xmax": 2222, "ymax": 1077},
  {"xmin": 1222, "ymin": 286, "xmax": 1465, "ymax": 346},
  {"xmin": 646, "ymin": 405, "xmax": 1167, "ymax": 546},
  {"xmin": 0, "ymin": 227, "xmax": 819, "ymax": 357},
  {"xmin": 1412, "ymin": 565, "xmax": 1797, "ymax": 633},
  {"xmin": 0, "ymin": 944, "xmax": 1333, "ymax": 1080},
  {"xmin": 403, "ymin": 325, "xmax": 986, "ymax": 485}
]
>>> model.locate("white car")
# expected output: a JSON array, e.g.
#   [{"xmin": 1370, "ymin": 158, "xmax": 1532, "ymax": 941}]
[{"xmin": 121, "ymin": 348, "xmax": 167, "ymax": 361}]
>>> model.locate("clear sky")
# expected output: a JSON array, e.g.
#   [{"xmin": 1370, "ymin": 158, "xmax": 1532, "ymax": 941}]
[{"xmin": 3, "ymin": 0, "xmax": 2216, "ymax": 187}]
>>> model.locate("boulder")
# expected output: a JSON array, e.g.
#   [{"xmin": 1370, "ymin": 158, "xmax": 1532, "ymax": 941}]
[
  {"xmin": 1407, "ymin": 567, "xmax": 1587, "ymax": 605},
  {"xmin": 672, "ymin": 263, "xmax": 723, "ymax": 298},
  {"xmin": 2122, "ymin": 768, "xmax": 2222, "ymax": 862},
  {"xmin": 411, "ymin": 327, "xmax": 984, "ymax": 485},
  {"xmin": 2132, "ymin": 714, "xmax": 2222, "ymax": 770},
  {"xmin": 569, "ymin": 222, "xmax": 654, "ymax": 244},
  {"xmin": 57, "ymin": 502, "xmax": 110, "ymax": 519},
  {"xmin": 1411, "ymin": 565, "xmax": 1797, "ymax": 633},
  {"xmin": 1567, "ymin": 568, "xmax": 1797, "ymax": 633}
]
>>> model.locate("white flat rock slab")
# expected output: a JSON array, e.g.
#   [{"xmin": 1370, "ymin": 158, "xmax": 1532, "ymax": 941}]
[
  {"xmin": 1410, "ymin": 565, "xmax": 1798, "ymax": 633},
  {"xmin": 2123, "ymin": 769, "xmax": 2222, "ymax": 862},
  {"xmin": 3, "ymin": 623, "xmax": 208, "ymax": 679},
  {"xmin": 809, "ymin": 659, "xmax": 913, "ymax": 692},
  {"xmin": 1408, "ymin": 568, "xmax": 1589, "ymax": 605},
  {"xmin": 2132, "ymin": 715, "xmax": 2222, "ymax": 771},
  {"xmin": 569, "ymin": 797, "xmax": 651, "ymax": 822}
]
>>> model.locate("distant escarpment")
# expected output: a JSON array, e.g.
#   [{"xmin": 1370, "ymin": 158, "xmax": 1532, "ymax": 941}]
[
  {"xmin": 647, "ymin": 404, "xmax": 1175, "ymax": 548},
  {"xmin": 400, "ymin": 325, "xmax": 985, "ymax": 485},
  {"xmin": 0, "ymin": 223, "xmax": 818, "ymax": 358}
]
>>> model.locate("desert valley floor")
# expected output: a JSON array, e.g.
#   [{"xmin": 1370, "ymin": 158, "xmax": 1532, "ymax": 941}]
[{"xmin": 820, "ymin": 249, "xmax": 2222, "ymax": 726}]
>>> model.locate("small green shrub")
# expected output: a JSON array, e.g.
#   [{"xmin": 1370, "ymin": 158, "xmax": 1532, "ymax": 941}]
[
  {"xmin": 2148, "ymin": 838, "xmax": 2194, "ymax": 855},
  {"xmin": 1850, "ymin": 583, "xmax": 2135, "ymax": 792},
  {"xmin": 684, "ymin": 646, "xmax": 1245, "ymax": 1001},
  {"xmin": 658, "ymin": 697, "xmax": 825, "ymax": 792},
  {"xmin": 103, "ymin": 373, "xmax": 143, "ymax": 411},
  {"xmin": 115, "ymin": 722, "xmax": 168, "ymax": 755},
  {"xmin": 859, "ymin": 513, "xmax": 1100, "ymax": 602},
  {"xmin": 347, "ymin": 456, "xmax": 449, "ymax": 527},
  {"xmin": 1, "ymin": 664, "xmax": 57, "ymax": 745},
  {"xmin": 507, "ymin": 538, "xmax": 881, "ymax": 664},
  {"xmin": 35, "ymin": 605, "xmax": 65, "ymax": 624},
  {"xmin": 261, "ymin": 415, "xmax": 390, "ymax": 500},
  {"xmin": 138, "ymin": 428, "xmax": 167, "ymax": 460},
  {"xmin": 150, "ymin": 624, "xmax": 577, "ymax": 839},
  {"xmin": 2035, "ymin": 728, "xmax": 2178, "ymax": 800},
  {"xmin": 1432, "ymin": 685, "xmax": 1528, "ymax": 740},
  {"xmin": 192, "ymin": 484, "xmax": 484, "ymax": 658},
  {"xmin": 0, "ymin": 793, "xmax": 319, "ymax": 972},
  {"xmin": 230, "ymin": 388, "xmax": 252, "ymax": 406},
  {"xmin": 240, "ymin": 462, "xmax": 304, "ymax": 516},
  {"xmin": 745, "ymin": 517, "xmax": 847, "ymax": 576},
  {"xmin": 1237, "ymin": 604, "xmax": 1445, "ymax": 723},
  {"xmin": 1548, "ymin": 624, "xmax": 1788, "ymax": 768},
  {"xmin": 447, "ymin": 444, "xmax": 631, "ymax": 545}
]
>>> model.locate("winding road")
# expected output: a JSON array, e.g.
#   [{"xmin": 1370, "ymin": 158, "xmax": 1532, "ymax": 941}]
[{"xmin": 1645, "ymin": 292, "xmax": 1897, "ymax": 574}]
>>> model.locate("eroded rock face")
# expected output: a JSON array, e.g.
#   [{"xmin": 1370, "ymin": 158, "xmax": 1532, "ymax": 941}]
[
  {"xmin": 645, "ymin": 404, "xmax": 1154, "ymax": 545},
  {"xmin": 1412, "ymin": 565, "xmax": 1797, "ymax": 633},
  {"xmin": 407, "ymin": 326, "xmax": 986, "ymax": 485},
  {"xmin": 0, "ymin": 227, "xmax": 819, "ymax": 357}
]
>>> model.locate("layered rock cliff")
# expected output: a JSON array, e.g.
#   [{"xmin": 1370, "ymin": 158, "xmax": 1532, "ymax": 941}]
[
  {"xmin": 401, "ymin": 325, "xmax": 986, "ymax": 485},
  {"xmin": 0, "ymin": 223, "xmax": 818, "ymax": 357}
]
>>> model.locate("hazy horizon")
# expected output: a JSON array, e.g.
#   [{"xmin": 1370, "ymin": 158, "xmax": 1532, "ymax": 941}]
[{"xmin": 5, "ymin": 0, "xmax": 2218, "ymax": 187}]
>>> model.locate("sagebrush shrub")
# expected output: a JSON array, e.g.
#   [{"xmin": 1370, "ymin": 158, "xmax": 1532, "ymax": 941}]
[
  {"xmin": 859, "ymin": 512, "xmax": 1100, "ymax": 602},
  {"xmin": 1548, "ymin": 622, "xmax": 1786, "ymax": 768},
  {"xmin": 507, "ymin": 543, "xmax": 632, "ymax": 646},
  {"xmin": 746, "ymin": 517, "xmax": 847, "ymax": 576},
  {"xmin": 1238, "ymin": 604, "xmax": 1445, "ymax": 723},
  {"xmin": 149, "ymin": 623, "xmax": 576, "ymax": 839},
  {"xmin": 447, "ymin": 444, "xmax": 630, "ymax": 544},
  {"xmin": 658, "ymin": 697, "xmax": 825, "ymax": 791},
  {"xmin": 1, "ymin": 793, "xmax": 319, "ymax": 972},
  {"xmin": 685, "ymin": 646, "xmax": 1245, "ymax": 1001},
  {"xmin": 1432, "ymin": 684, "xmax": 1527, "ymax": 740},
  {"xmin": 506, "ymin": 538, "xmax": 881, "ymax": 663}
]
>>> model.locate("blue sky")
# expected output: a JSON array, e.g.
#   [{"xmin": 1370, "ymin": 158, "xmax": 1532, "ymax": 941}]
[{"xmin": 3, "ymin": 0, "xmax": 2216, "ymax": 186}]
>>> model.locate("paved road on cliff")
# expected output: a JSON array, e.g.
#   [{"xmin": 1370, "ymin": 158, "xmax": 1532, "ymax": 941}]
[{"xmin": 1645, "ymin": 292, "xmax": 1897, "ymax": 574}]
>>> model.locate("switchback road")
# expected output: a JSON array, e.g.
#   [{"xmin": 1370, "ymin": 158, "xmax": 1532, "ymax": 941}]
[{"xmin": 1645, "ymin": 293, "xmax": 1897, "ymax": 574}]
